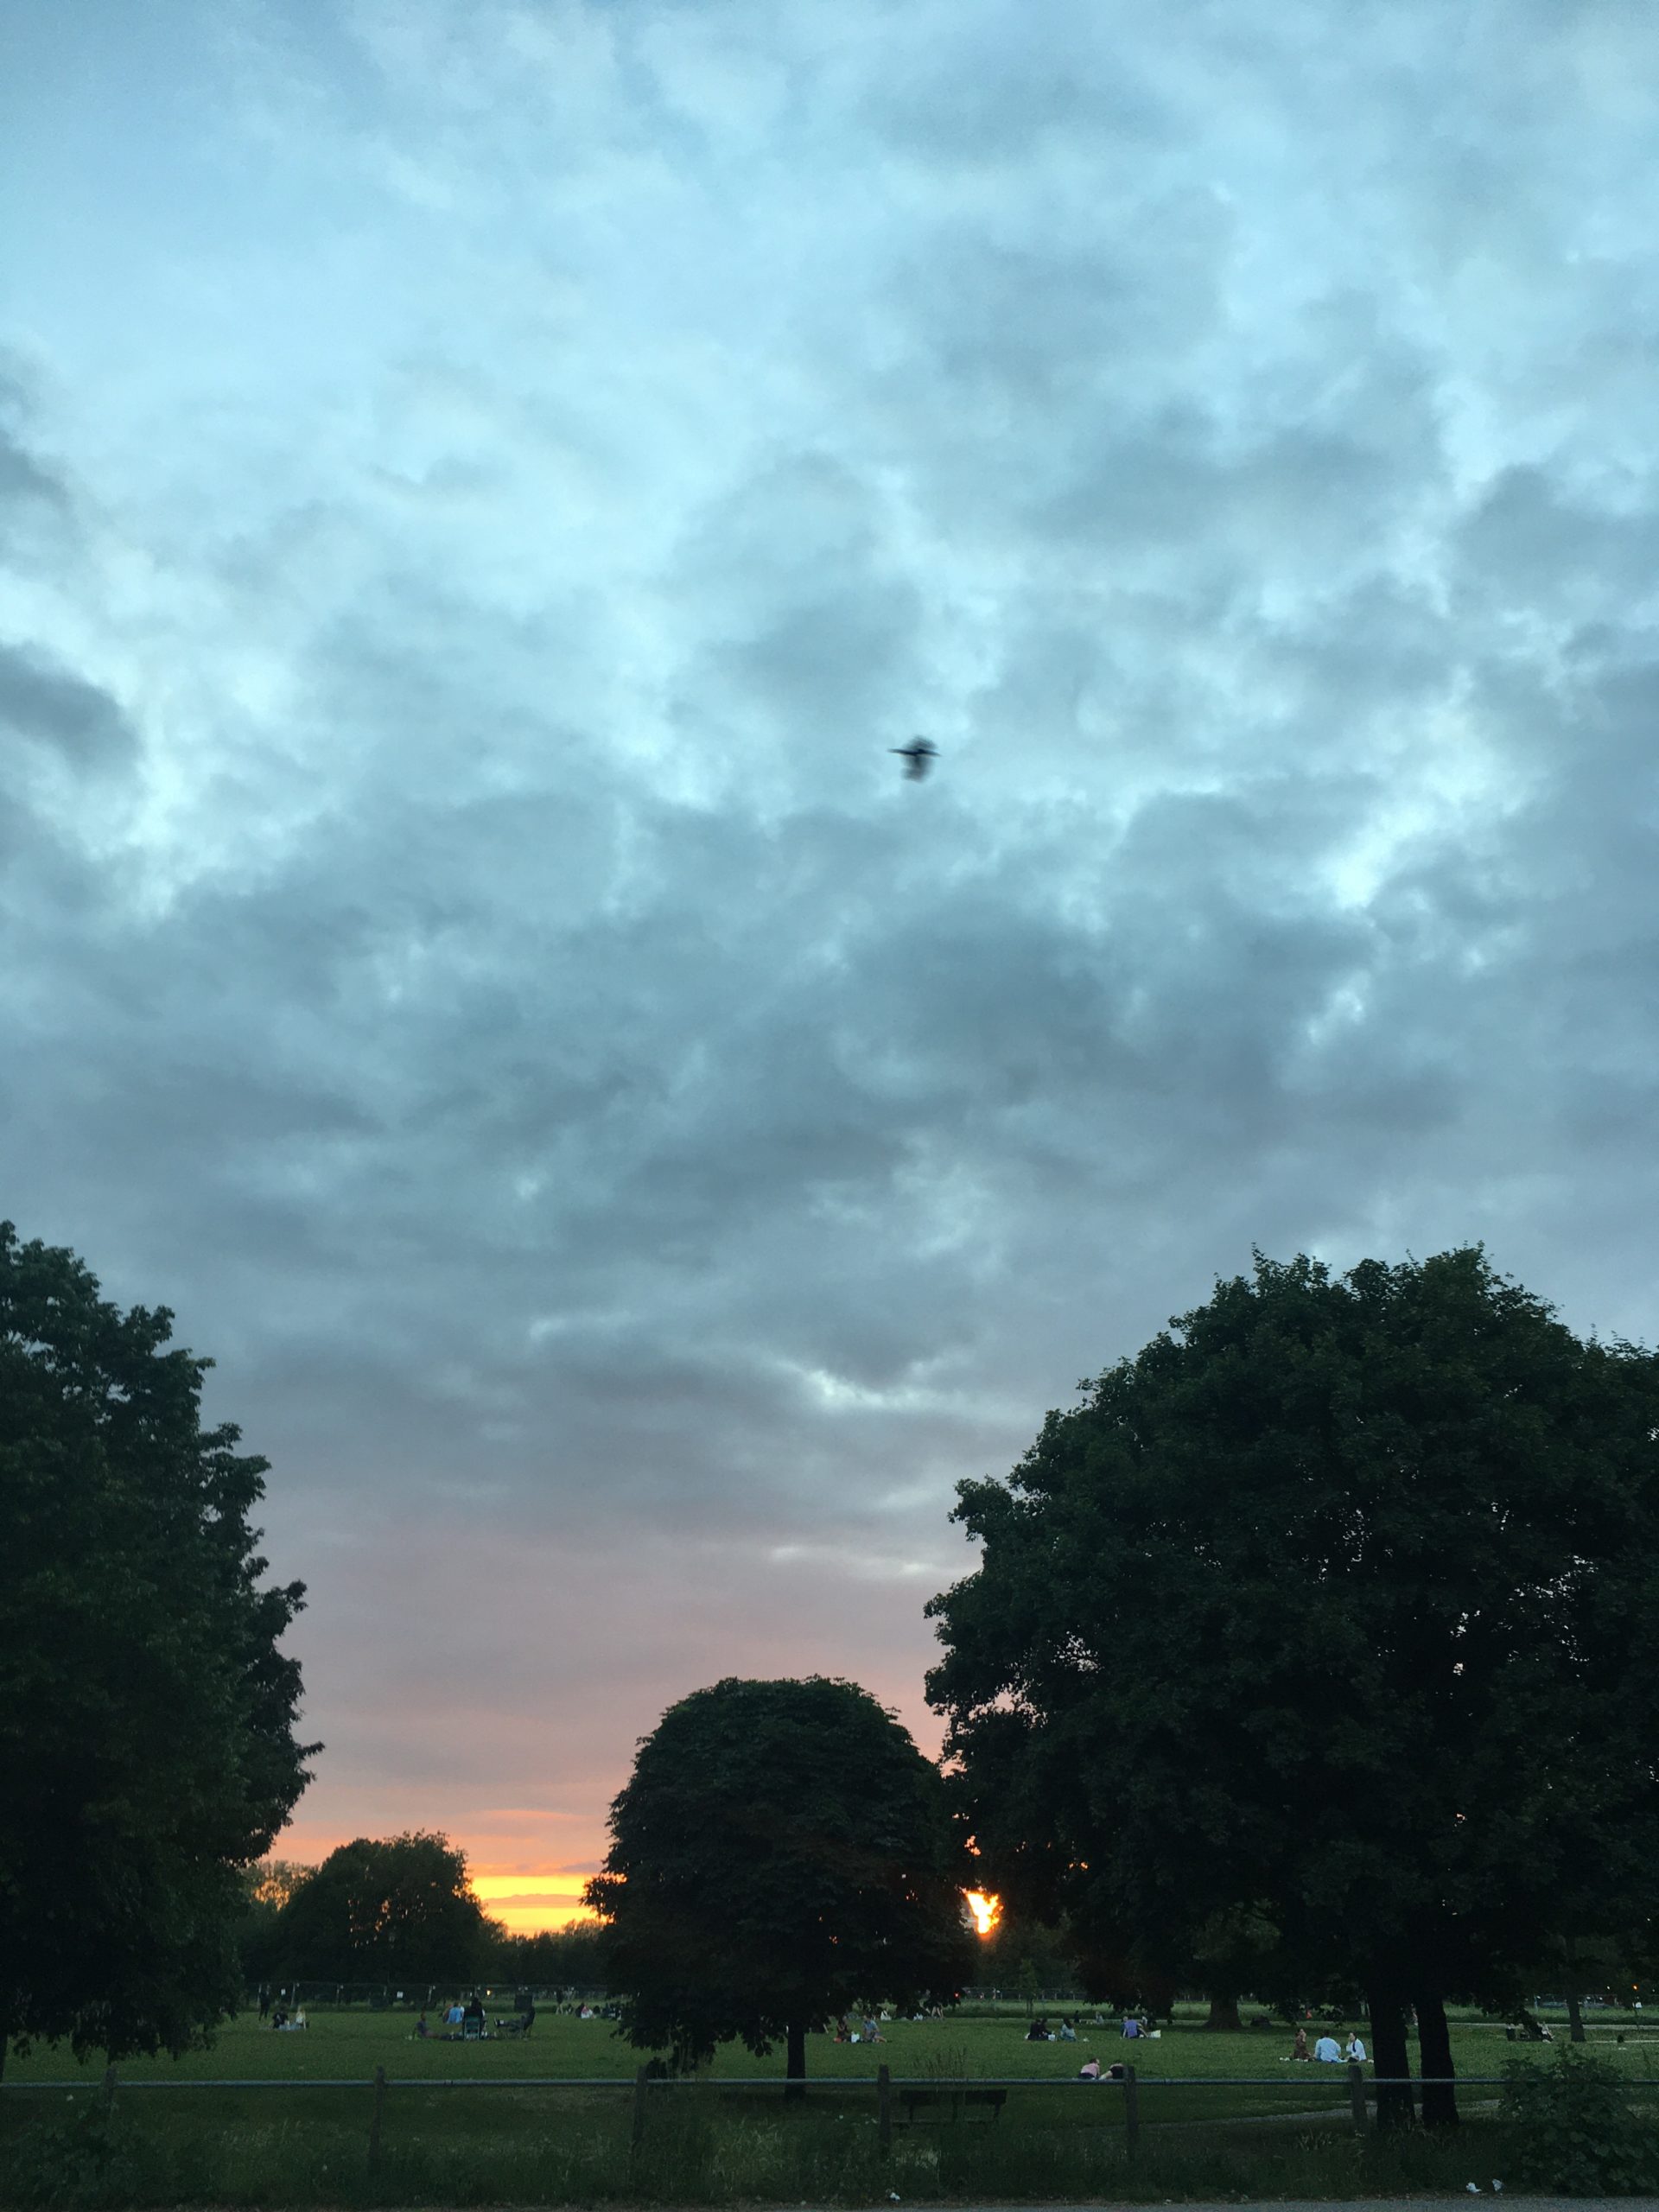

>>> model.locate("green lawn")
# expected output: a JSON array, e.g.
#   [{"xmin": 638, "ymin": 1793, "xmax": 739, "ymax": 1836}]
[
  {"xmin": 7, "ymin": 1999, "xmax": 1653, "ymax": 2101},
  {"xmin": 4, "ymin": 2006, "xmax": 1654, "ymax": 2208}
]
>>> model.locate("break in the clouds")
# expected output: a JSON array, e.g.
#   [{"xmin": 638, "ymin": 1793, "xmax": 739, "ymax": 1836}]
[{"xmin": 4, "ymin": 0, "xmax": 1659, "ymax": 1899}]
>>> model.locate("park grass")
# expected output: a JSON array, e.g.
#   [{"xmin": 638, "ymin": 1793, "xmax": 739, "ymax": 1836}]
[
  {"xmin": 0, "ymin": 2085, "xmax": 1530, "ymax": 2208},
  {"xmin": 9, "ymin": 1998, "xmax": 1652, "ymax": 2089},
  {"xmin": 3, "ymin": 2005, "xmax": 1653, "ymax": 2206}
]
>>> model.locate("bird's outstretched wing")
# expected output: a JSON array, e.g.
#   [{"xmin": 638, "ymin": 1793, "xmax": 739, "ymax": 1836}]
[{"xmin": 891, "ymin": 738, "xmax": 938, "ymax": 780}]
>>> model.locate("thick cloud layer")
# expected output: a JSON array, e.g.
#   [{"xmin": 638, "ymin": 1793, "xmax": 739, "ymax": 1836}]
[{"xmin": 4, "ymin": 0, "xmax": 1657, "ymax": 1899}]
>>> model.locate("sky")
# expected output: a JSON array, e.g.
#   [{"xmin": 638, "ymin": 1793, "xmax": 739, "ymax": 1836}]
[{"xmin": 4, "ymin": 0, "xmax": 1658, "ymax": 1934}]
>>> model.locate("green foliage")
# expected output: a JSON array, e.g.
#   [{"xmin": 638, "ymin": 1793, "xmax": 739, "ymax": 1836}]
[
  {"xmin": 486, "ymin": 1920, "xmax": 605, "ymax": 1987},
  {"xmin": 975, "ymin": 1906, "xmax": 1077, "ymax": 1992},
  {"xmin": 235, "ymin": 1861, "xmax": 315, "ymax": 1986},
  {"xmin": 588, "ymin": 1675, "xmax": 976, "ymax": 2074},
  {"xmin": 266, "ymin": 1834, "xmax": 493, "ymax": 1983},
  {"xmin": 1500, "ymin": 2044, "xmax": 1659, "ymax": 2193},
  {"xmin": 927, "ymin": 1249, "xmax": 1659, "ymax": 2037},
  {"xmin": 0, "ymin": 1224, "xmax": 314, "ymax": 2064},
  {"xmin": 0, "ymin": 2083, "xmax": 1529, "ymax": 2208}
]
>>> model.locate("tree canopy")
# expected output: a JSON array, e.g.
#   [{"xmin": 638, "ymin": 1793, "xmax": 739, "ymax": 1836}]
[
  {"xmin": 927, "ymin": 1249, "xmax": 1659, "ymax": 2124},
  {"xmin": 0, "ymin": 1223, "xmax": 314, "ymax": 2065},
  {"xmin": 587, "ymin": 1675, "xmax": 975, "ymax": 2082},
  {"xmin": 264, "ymin": 1833, "xmax": 496, "ymax": 1984}
]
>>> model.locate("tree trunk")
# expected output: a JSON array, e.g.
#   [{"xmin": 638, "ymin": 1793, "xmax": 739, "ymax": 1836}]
[
  {"xmin": 1414, "ymin": 1991, "xmax": 1458, "ymax": 2128},
  {"xmin": 1367, "ymin": 1984, "xmax": 1415, "ymax": 2132},
  {"xmin": 785, "ymin": 2019, "xmax": 806, "ymax": 2101},
  {"xmin": 1202, "ymin": 1993, "xmax": 1242, "ymax": 2031}
]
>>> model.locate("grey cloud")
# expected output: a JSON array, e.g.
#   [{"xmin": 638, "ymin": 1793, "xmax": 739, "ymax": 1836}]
[
  {"xmin": 0, "ymin": 642, "xmax": 137, "ymax": 767},
  {"xmin": 9, "ymin": 0, "xmax": 1659, "ymax": 1872},
  {"xmin": 0, "ymin": 428, "xmax": 69, "ymax": 515}
]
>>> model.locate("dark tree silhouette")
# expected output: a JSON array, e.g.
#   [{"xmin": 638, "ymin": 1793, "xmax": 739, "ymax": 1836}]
[
  {"xmin": 269, "ymin": 1832, "xmax": 495, "ymax": 1983},
  {"xmin": 0, "ymin": 1224, "xmax": 313, "ymax": 2070},
  {"xmin": 588, "ymin": 1676, "xmax": 973, "ymax": 2088},
  {"xmin": 929, "ymin": 1249, "xmax": 1659, "ymax": 2128}
]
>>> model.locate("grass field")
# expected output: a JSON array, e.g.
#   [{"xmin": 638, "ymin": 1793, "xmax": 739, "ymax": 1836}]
[
  {"xmin": 3, "ymin": 2004, "xmax": 1654, "ymax": 2207},
  {"xmin": 7, "ymin": 1996, "xmax": 1655, "ymax": 2091}
]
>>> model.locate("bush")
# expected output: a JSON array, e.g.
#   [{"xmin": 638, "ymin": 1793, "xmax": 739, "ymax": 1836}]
[{"xmin": 1500, "ymin": 2046, "xmax": 1659, "ymax": 2195}]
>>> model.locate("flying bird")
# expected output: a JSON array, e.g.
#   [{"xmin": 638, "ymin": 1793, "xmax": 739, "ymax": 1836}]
[{"xmin": 892, "ymin": 737, "xmax": 938, "ymax": 781}]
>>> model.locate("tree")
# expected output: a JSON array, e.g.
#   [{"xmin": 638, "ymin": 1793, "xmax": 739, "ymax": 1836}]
[
  {"xmin": 927, "ymin": 1249, "xmax": 1659, "ymax": 2127},
  {"xmin": 268, "ymin": 1833, "xmax": 495, "ymax": 1984},
  {"xmin": 487, "ymin": 1920, "xmax": 605, "ymax": 1989},
  {"xmin": 587, "ymin": 1676, "xmax": 975, "ymax": 2086},
  {"xmin": 0, "ymin": 1224, "xmax": 314, "ymax": 2069},
  {"xmin": 235, "ymin": 1859, "xmax": 313, "ymax": 1988}
]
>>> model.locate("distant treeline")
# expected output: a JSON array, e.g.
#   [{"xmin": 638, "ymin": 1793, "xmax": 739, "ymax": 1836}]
[{"xmin": 238, "ymin": 1833, "xmax": 604, "ymax": 1988}]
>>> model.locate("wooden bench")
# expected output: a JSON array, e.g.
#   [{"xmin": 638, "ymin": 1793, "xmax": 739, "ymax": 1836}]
[{"xmin": 898, "ymin": 2088, "xmax": 1007, "ymax": 2125}]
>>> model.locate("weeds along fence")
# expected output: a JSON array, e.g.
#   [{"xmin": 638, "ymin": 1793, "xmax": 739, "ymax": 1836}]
[{"xmin": 0, "ymin": 2063, "xmax": 1518, "ymax": 2179}]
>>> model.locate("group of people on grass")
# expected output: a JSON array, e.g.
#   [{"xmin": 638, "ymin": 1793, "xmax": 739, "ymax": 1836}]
[
  {"xmin": 1286, "ymin": 2025, "xmax": 1366, "ymax": 2063},
  {"xmin": 412, "ymin": 1993, "xmax": 537, "ymax": 2042},
  {"xmin": 1027, "ymin": 2012, "xmax": 1152, "ymax": 2044},
  {"xmin": 833, "ymin": 2012, "xmax": 888, "ymax": 2044}
]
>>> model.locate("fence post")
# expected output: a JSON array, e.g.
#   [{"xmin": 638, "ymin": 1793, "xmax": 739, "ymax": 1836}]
[
  {"xmin": 1348, "ymin": 2059, "xmax": 1369, "ymax": 2136},
  {"xmin": 631, "ymin": 2063, "xmax": 651, "ymax": 2153},
  {"xmin": 100, "ymin": 2065, "xmax": 117, "ymax": 2120},
  {"xmin": 367, "ymin": 2064, "xmax": 386, "ymax": 2177},
  {"xmin": 1123, "ymin": 2062, "xmax": 1139, "ymax": 2159},
  {"xmin": 877, "ymin": 2063, "xmax": 892, "ymax": 2156}
]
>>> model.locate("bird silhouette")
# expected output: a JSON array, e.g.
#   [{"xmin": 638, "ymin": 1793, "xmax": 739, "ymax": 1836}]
[{"xmin": 891, "ymin": 738, "xmax": 937, "ymax": 781}]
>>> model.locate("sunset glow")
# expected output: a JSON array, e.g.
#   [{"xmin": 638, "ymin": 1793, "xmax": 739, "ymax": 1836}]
[
  {"xmin": 469, "ymin": 1873, "xmax": 597, "ymax": 1936},
  {"xmin": 964, "ymin": 1889, "xmax": 1002, "ymax": 1938}
]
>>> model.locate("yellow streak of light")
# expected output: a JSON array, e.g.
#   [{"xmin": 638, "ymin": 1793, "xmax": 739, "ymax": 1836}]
[{"xmin": 469, "ymin": 1874, "xmax": 597, "ymax": 1935}]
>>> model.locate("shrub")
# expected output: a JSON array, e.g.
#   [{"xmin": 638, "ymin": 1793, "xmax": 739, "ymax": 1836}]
[{"xmin": 1500, "ymin": 2046, "xmax": 1659, "ymax": 2195}]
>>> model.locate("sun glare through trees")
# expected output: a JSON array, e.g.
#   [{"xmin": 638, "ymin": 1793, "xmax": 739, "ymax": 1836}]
[{"xmin": 965, "ymin": 1890, "xmax": 1002, "ymax": 1938}]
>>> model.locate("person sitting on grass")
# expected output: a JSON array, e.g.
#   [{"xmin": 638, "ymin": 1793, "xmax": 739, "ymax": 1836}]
[
  {"xmin": 414, "ymin": 2013, "xmax": 429, "ymax": 2039},
  {"xmin": 1026, "ymin": 2017, "xmax": 1052, "ymax": 2041},
  {"xmin": 1344, "ymin": 2031, "xmax": 1366, "ymax": 2063},
  {"xmin": 1058, "ymin": 2018, "xmax": 1077, "ymax": 2041},
  {"xmin": 862, "ymin": 2015, "xmax": 883, "ymax": 2044},
  {"xmin": 1291, "ymin": 2026, "xmax": 1310, "ymax": 2060},
  {"xmin": 1313, "ymin": 2031, "xmax": 1342, "ymax": 2062}
]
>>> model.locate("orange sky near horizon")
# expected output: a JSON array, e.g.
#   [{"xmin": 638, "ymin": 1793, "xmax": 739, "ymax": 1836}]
[{"xmin": 274, "ymin": 1811, "xmax": 601, "ymax": 1936}]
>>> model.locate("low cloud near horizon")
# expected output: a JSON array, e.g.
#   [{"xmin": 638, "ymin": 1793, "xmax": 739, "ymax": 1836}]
[{"xmin": 5, "ymin": 0, "xmax": 1658, "ymax": 1914}]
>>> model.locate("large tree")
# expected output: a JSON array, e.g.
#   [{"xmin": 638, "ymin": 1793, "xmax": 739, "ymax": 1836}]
[
  {"xmin": 928, "ymin": 1249, "xmax": 1659, "ymax": 2126},
  {"xmin": 587, "ymin": 1676, "xmax": 975, "ymax": 2085},
  {"xmin": 269, "ymin": 1832, "xmax": 496, "ymax": 1985},
  {"xmin": 0, "ymin": 1224, "xmax": 314, "ymax": 2069}
]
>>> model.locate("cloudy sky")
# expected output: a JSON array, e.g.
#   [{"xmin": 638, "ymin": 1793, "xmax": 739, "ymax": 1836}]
[{"xmin": 5, "ymin": 0, "xmax": 1658, "ymax": 1928}]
